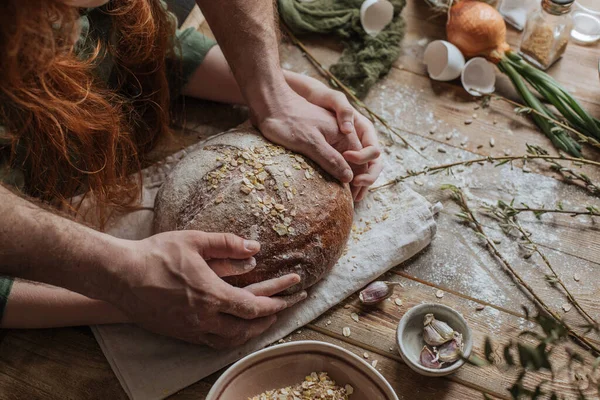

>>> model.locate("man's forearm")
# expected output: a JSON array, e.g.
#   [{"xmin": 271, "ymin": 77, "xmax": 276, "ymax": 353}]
[
  {"xmin": 0, "ymin": 186, "xmax": 128, "ymax": 302},
  {"xmin": 195, "ymin": 0, "xmax": 288, "ymax": 118}
]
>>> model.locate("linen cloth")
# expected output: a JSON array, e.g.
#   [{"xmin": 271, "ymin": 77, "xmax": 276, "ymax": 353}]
[{"xmin": 91, "ymin": 130, "xmax": 438, "ymax": 400}]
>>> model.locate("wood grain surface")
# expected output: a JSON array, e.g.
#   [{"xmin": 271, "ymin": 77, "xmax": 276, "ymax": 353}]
[{"xmin": 2, "ymin": 1, "xmax": 600, "ymax": 399}]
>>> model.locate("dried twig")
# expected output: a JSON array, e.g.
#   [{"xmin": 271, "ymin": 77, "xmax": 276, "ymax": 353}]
[
  {"xmin": 484, "ymin": 200, "xmax": 599, "ymax": 330},
  {"xmin": 527, "ymin": 145, "xmax": 600, "ymax": 196},
  {"xmin": 443, "ymin": 184, "xmax": 600, "ymax": 356},
  {"xmin": 485, "ymin": 94, "xmax": 600, "ymax": 152},
  {"xmin": 509, "ymin": 203, "xmax": 600, "ymax": 219},
  {"xmin": 371, "ymin": 146, "xmax": 600, "ymax": 192},
  {"xmin": 279, "ymin": 22, "xmax": 423, "ymax": 156}
]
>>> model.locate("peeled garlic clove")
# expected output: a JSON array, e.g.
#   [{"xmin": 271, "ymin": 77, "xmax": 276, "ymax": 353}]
[
  {"xmin": 423, "ymin": 313, "xmax": 455, "ymax": 346},
  {"xmin": 437, "ymin": 332, "xmax": 464, "ymax": 363},
  {"xmin": 359, "ymin": 281, "xmax": 400, "ymax": 305},
  {"xmin": 419, "ymin": 346, "xmax": 442, "ymax": 369}
]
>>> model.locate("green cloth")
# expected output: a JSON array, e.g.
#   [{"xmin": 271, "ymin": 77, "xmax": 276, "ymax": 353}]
[
  {"xmin": 0, "ymin": 278, "xmax": 14, "ymax": 322},
  {"xmin": 0, "ymin": 5, "xmax": 216, "ymax": 322},
  {"xmin": 278, "ymin": 0, "xmax": 406, "ymax": 99}
]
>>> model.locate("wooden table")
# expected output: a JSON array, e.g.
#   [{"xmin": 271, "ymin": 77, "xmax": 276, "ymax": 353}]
[{"xmin": 3, "ymin": 1, "xmax": 600, "ymax": 398}]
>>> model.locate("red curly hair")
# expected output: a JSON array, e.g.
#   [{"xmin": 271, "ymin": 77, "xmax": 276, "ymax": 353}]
[{"xmin": 0, "ymin": 0, "xmax": 175, "ymax": 218}]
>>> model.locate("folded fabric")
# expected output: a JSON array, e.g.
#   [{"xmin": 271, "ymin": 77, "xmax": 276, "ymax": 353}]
[{"xmin": 278, "ymin": 0, "xmax": 407, "ymax": 98}]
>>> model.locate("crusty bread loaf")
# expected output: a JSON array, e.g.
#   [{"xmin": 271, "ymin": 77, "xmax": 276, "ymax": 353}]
[{"xmin": 153, "ymin": 126, "xmax": 353, "ymax": 293}]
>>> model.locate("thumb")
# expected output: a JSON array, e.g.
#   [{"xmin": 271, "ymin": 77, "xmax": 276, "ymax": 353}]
[{"xmin": 196, "ymin": 232, "xmax": 261, "ymax": 260}]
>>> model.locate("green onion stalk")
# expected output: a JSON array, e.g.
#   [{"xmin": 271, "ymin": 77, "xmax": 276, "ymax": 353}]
[{"xmin": 425, "ymin": 0, "xmax": 597, "ymax": 157}]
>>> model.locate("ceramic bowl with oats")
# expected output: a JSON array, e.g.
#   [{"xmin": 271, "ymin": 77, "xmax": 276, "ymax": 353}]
[
  {"xmin": 397, "ymin": 303, "xmax": 473, "ymax": 377},
  {"xmin": 206, "ymin": 340, "xmax": 399, "ymax": 400}
]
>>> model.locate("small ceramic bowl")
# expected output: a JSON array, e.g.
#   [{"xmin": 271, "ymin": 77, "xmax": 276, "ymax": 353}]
[
  {"xmin": 206, "ymin": 340, "xmax": 399, "ymax": 400},
  {"xmin": 397, "ymin": 303, "xmax": 473, "ymax": 377}
]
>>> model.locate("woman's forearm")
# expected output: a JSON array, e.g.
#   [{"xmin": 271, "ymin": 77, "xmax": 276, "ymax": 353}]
[
  {"xmin": 182, "ymin": 46, "xmax": 324, "ymax": 106},
  {"xmin": 2, "ymin": 280, "xmax": 129, "ymax": 329}
]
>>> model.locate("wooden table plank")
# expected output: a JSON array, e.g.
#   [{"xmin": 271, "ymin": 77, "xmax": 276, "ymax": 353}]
[
  {"xmin": 308, "ymin": 272, "xmax": 598, "ymax": 399},
  {"xmin": 3, "ymin": 1, "xmax": 600, "ymax": 399}
]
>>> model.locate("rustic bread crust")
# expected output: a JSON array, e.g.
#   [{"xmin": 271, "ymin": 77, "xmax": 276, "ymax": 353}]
[{"xmin": 153, "ymin": 126, "xmax": 353, "ymax": 293}]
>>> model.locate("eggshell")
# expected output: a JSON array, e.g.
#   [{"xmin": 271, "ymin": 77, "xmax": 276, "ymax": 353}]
[
  {"xmin": 360, "ymin": 0, "xmax": 394, "ymax": 37},
  {"xmin": 461, "ymin": 57, "xmax": 496, "ymax": 96},
  {"xmin": 423, "ymin": 40, "xmax": 466, "ymax": 81}
]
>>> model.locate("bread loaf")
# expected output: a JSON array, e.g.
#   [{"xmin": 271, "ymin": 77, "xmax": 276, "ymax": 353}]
[{"xmin": 153, "ymin": 126, "xmax": 353, "ymax": 293}]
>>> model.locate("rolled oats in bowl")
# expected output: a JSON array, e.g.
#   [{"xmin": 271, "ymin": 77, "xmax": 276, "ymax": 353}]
[{"xmin": 248, "ymin": 372, "xmax": 354, "ymax": 400}]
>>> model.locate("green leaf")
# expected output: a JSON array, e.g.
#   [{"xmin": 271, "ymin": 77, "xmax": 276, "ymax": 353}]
[
  {"xmin": 517, "ymin": 342, "xmax": 552, "ymax": 371},
  {"xmin": 592, "ymin": 356, "xmax": 600, "ymax": 372},
  {"xmin": 465, "ymin": 354, "xmax": 489, "ymax": 367},
  {"xmin": 484, "ymin": 337, "xmax": 494, "ymax": 364},
  {"xmin": 503, "ymin": 342, "xmax": 515, "ymax": 366},
  {"xmin": 519, "ymin": 330, "xmax": 545, "ymax": 341},
  {"xmin": 522, "ymin": 306, "xmax": 531, "ymax": 320}
]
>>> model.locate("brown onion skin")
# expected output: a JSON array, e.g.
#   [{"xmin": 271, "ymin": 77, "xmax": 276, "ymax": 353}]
[{"xmin": 447, "ymin": 0, "xmax": 510, "ymax": 63}]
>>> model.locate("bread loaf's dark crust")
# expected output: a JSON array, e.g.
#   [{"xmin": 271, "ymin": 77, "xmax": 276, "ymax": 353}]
[{"xmin": 153, "ymin": 127, "xmax": 353, "ymax": 294}]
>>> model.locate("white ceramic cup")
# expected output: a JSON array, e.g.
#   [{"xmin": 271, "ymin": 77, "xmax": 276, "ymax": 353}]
[
  {"xmin": 423, "ymin": 40, "xmax": 466, "ymax": 82},
  {"xmin": 461, "ymin": 57, "xmax": 496, "ymax": 97},
  {"xmin": 360, "ymin": 0, "xmax": 394, "ymax": 37}
]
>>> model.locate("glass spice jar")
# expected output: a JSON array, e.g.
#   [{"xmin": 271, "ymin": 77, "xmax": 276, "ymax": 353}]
[{"xmin": 519, "ymin": 0, "xmax": 575, "ymax": 70}]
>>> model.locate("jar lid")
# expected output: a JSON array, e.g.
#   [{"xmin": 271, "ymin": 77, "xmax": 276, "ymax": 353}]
[{"xmin": 543, "ymin": 0, "xmax": 574, "ymax": 14}]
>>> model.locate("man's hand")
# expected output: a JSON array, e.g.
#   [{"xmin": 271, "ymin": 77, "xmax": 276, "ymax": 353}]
[
  {"xmin": 184, "ymin": 47, "xmax": 383, "ymax": 200},
  {"xmin": 115, "ymin": 231, "xmax": 306, "ymax": 348},
  {"xmin": 194, "ymin": 0, "xmax": 383, "ymax": 199},
  {"xmin": 255, "ymin": 83, "xmax": 382, "ymax": 201}
]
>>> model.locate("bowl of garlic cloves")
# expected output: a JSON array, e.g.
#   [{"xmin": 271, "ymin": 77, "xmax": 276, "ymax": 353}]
[{"xmin": 396, "ymin": 303, "xmax": 473, "ymax": 377}]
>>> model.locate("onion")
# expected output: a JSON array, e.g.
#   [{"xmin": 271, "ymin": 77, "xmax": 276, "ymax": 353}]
[
  {"xmin": 447, "ymin": 0, "xmax": 510, "ymax": 63},
  {"xmin": 423, "ymin": 0, "xmax": 597, "ymax": 157}
]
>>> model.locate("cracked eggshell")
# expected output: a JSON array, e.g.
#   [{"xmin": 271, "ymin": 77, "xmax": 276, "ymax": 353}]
[
  {"xmin": 423, "ymin": 40, "xmax": 466, "ymax": 82},
  {"xmin": 461, "ymin": 57, "xmax": 496, "ymax": 97},
  {"xmin": 360, "ymin": 0, "xmax": 394, "ymax": 37}
]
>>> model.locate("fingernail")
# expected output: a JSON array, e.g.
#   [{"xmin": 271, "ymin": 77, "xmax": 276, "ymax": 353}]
[
  {"xmin": 342, "ymin": 121, "xmax": 354, "ymax": 133},
  {"xmin": 299, "ymin": 291, "xmax": 308, "ymax": 300},
  {"xmin": 244, "ymin": 240, "xmax": 260, "ymax": 252},
  {"xmin": 342, "ymin": 169, "xmax": 353, "ymax": 183},
  {"xmin": 244, "ymin": 257, "xmax": 257, "ymax": 271},
  {"xmin": 291, "ymin": 274, "xmax": 301, "ymax": 283}
]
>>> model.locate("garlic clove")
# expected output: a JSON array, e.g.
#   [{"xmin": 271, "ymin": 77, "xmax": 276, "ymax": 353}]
[
  {"xmin": 423, "ymin": 324, "xmax": 448, "ymax": 347},
  {"xmin": 423, "ymin": 313, "xmax": 455, "ymax": 346},
  {"xmin": 359, "ymin": 281, "xmax": 401, "ymax": 305},
  {"xmin": 419, "ymin": 346, "xmax": 442, "ymax": 369},
  {"xmin": 437, "ymin": 332, "xmax": 464, "ymax": 363}
]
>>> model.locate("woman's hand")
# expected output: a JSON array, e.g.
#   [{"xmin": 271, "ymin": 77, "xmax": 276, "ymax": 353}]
[{"xmin": 283, "ymin": 72, "xmax": 383, "ymax": 200}]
